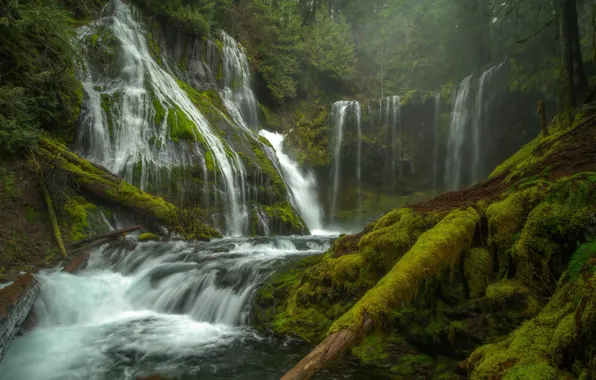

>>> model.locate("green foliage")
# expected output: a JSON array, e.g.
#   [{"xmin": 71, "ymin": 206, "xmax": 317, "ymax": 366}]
[
  {"xmin": 568, "ymin": 240, "xmax": 596, "ymax": 281},
  {"xmin": 0, "ymin": 0, "xmax": 83, "ymax": 154},
  {"xmin": 243, "ymin": 0, "xmax": 303, "ymax": 103},
  {"xmin": 304, "ymin": 7, "xmax": 357, "ymax": 83}
]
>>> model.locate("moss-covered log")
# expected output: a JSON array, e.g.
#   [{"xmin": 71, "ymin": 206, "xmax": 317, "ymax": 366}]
[
  {"xmin": 282, "ymin": 208, "xmax": 479, "ymax": 380},
  {"xmin": 37, "ymin": 139, "xmax": 221, "ymax": 240}
]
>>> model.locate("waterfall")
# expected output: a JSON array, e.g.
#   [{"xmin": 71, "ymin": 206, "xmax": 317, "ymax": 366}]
[
  {"xmin": 472, "ymin": 63, "xmax": 504, "ymax": 184},
  {"xmin": 329, "ymin": 101, "xmax": 360, "ymax": 224},
  {"xmin": 219, "ymin": 31, "xmax": 259, "ymax": 131},
  {"xmin": 259, "ymin": 131, "xmax": 324, "ymax": 233},
  {"xmin": 355, "ymin": 105, "xmax": 363, "ymax": 222},
  {"xmin": 75, "ymin": 0, "xmax": 286, "ymax": 236},
  {"xmin": 444, "ymin": 75, "xmax": 473, "ymax": 191},
  {"xmin": 390, "ymin": 96, "xmax": 402, "ymax": 184},
  {"xmin": 0, "ymin": 236, "xmax": 336, "ymax": 379},
  {"xmin": 433, "ymin": 93, "xmax": 441, "ymax": 192}
]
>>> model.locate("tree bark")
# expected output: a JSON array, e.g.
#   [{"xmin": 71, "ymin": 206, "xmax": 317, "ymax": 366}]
[
  {"xmin": 67, "ymin": 225, "xmax": 143, "ymax": 250},
  {"xmin": 31, "ymin": 154, "xmax": 68, "ymax": 259},
  {"xmin": 281, "ymin": 316, "xmax": 373, "ymax": 380},
  {"xmin": 569, "ymin": 0, "xmax": 589, "ymax": 99},
  {"xmin": 538, "ymin": 100, "xmax": 549, "ymax": 136},
  {"xmin": 559, "ymin": 0, "xmax": 576, "ymax": 112}
]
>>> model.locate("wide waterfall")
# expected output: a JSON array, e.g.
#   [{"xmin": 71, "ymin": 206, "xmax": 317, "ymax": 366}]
[
  {"xmin": 329, "ymin": 101, "xmax": 361, "ymax": 224},
  {"xmin": 220, "ymin": 31, "xmax": 259, "ymax": 131},
  {"xmin": 0, "ymin": 237, "xmax": 351, "ymax": 379},
  {"xmin": 74, "ymin": 0, "xmax": 299, "ymax": 236},
  {"xmin": 259, "ymin": 131, "xmax": 324, "ymax": 233}
]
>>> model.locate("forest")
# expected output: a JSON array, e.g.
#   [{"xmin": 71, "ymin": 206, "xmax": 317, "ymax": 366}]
[{"xmin": 0, "ymin": 0, "xmax": 595, "ymax": 379}]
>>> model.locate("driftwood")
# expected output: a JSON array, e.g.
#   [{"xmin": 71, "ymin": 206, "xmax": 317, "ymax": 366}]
[
  {"xmin": 68, "ymin": 226, "xmax": 142, "ymax": 250},
  {"xmin": 281, "ymin": 315, "xmax": 372, "ymax": 380}
]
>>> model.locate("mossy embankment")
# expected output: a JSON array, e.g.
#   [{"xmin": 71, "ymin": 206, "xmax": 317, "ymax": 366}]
[
  {"xmin": 0, "ymin": 139, "xmax": 222, "ymax": 281},
  {"xmin": 254, "ymin": 107, "xmax": 596, "ymax": 379}
]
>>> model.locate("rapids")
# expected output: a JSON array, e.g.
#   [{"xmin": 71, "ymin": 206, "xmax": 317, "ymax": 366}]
[{"xmin": 0, "ymin": 236, "xmax": 382, "ymax": 379}]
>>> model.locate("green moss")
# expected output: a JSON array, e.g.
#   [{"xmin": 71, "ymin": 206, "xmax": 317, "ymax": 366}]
[
  {"xmin": 358, "ymin": 208, "xmax": 428, "ymax": 271},
  {"xmin": 464, "ymin": 248, "xmax": 492, "ymax": 298},
  {"xmin": 3, "ymin": 172, "xmax": 15, "ymax": 194},
  {"xmin": 63, "ymin": 196, "xmax": 97, "ymax": 241},
  {"xmin": 147, "ymin": 32, "xmax": 162, "ymax": 65},
  {"xmin": 490, "ymin": 111, "xmax": 585, "ymax": 181},
  {"xmin": 263, "ymin": 201, "xmax": 306, "ymax": 234},
  {"xmin": 284, "ymin": 106, "xmax": 331, "ymax": 167},
  {"xmin": 168, "ymin": 105, "xmax": 197, "ymax": 143},
  {"xmin": 204, "ymin": 151, "xmax": 215, "ymax": 173},
  {"xmin": 138, "ymin": 232, "xmax": 161, "ymax": 242},
  {"xmin": 351, "ymin": 333, "xmax": 390, "ymax": 365},
  {"xmin": 331, "ymin": 208, "xmax": 479, "ymax": 333},
  {"xmin": 468, "ymin": 264, "xmax": 596, "ymax": 379},
  {"xmin": 39, "ymin": 139, "xmax": 221, "ymax": 241}
]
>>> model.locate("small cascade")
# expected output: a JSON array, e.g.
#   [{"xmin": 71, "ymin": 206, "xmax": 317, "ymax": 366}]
[
  {"xmin": 433, "ymin": 93, "xmax": 441, "ymax": 192},
  {"xmin": 219, "ymin": 31, "xmax": 259, "ymax": 131},
  {"xmin": 444, "ymin": 75, "xmax": 474, "ymax": 191},
  {"xmin": 329, "ymin": 101, "xmax": 360, "ymax": 224},
  {"xmin": 472, "ymin": 63, "xmax": 504, "ymax": 184},
  {"xmin": 0, "ymin": 236, "xmax": 336, "ymax": 379},
  {"xmin": 259, "ymin": 130, "xmax": 324, "ymax": 232}
]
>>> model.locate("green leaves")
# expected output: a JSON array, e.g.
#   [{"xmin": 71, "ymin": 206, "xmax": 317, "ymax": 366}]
[{"xmin": 568, "ymin": 239, "xmax": 596, "ymax": 281}]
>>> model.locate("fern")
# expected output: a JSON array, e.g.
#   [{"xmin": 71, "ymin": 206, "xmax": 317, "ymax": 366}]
[{"xmin": 568, "ymin": 239, "xmax": 596, "ymax": 281}]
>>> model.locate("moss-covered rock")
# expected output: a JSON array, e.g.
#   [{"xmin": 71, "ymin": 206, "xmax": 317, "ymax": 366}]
[{"xmin": 138, "ymin": 232, "xmax": 161, "ymax": 242}]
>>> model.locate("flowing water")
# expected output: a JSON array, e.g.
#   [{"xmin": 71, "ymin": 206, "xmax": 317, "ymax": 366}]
[
  {"xmin": 444, "ymin": 74, "xmax": 473, "ymax": 191},
  {"xmin": 220, "ymin": 31, "xmax": 259, "ymax": 132},
  {"xmin": 433, "ymin": 93, "xmax": 441, "ymax": 192},
  {"xmin": 0, "ymin": 236, "xmax": 383, "ymax": 380},
  {"xmin": 258, "ymin": 131, "xmax": 324, "ymax": 233},
  {"xmin": 329, "ymin": 101, "xmax": 360, "ymax": 224}
]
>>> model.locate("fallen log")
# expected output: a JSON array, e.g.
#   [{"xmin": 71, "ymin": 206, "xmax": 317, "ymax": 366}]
[
  {"xmin": 281, "ymin": 208, "xmax": 479, "ymax": 380},
  {"xmin": 68, "ymin": 226, "xmax": 143, "ymax": 250}
]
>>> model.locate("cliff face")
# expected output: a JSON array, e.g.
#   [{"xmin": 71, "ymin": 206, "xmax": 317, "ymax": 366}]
[{"xmin": 253, "ymin": 107, "xmax": 596, "ymax": 379}]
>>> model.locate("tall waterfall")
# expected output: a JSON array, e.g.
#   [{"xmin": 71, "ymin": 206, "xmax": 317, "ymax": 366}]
[
  {"xmin": 471, "ymin": 63, "xmax": 504, "ymax": 184},
  {"xmin": 329, "ymin": 101, "xmax": 360, "ymax": 224},
  {"xmin": 444, "ymin": 75, "xmax": 473, "ymax": 191},
  {"xmin": 220, "ymin": 31, "xmax": 259, "ymax": 131},
  {"xmin": 259, "ymin": 131, "xmax": 324, "ymax": 232},
  {"xmin": 433, "ymin": 93, "xmax": 441, "ymax": 192},
  {"xmin": 355, "ymin": 105, "xmax": 363, "ymax": 222},
  {"xmin": 75, "ymin": 0, "xmax": 297, "ymax": 236},
  {"xmin": 444, "ymin": 63, "xmax": 505, "ymax": 191}
]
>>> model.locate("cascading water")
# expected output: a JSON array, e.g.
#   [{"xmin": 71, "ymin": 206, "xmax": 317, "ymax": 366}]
[
  {"xmin": 471, "ymin": 63, "xmax": 504, "ymax": 184},
  {"xmin": 75, "ymin": 0, "xmax": 312, "ymax": 237},
  {"xmin": 0, "ymin": 236, "xmax": 346, "ymax": 379},
  {"xmin": 219, "ymin": 31, "xmax": 259, "ymax": 131},
  {"xmin": 433, "ymin": 93, "xmax": 441, "ymax": 192},
  {"xmin": 329, "ymin": 101, "xmax": 360, "ymax": 224},
  {"xmin": 259, "ymin": 131, "xmax": 324, "ymax": 233},
  {"xmin": 355, "ymin": 105, "xmax": 363, "ymax": 222},
  {"xmin": 444, "ymin": 75, "xmax": 473, "ymax": 191}
]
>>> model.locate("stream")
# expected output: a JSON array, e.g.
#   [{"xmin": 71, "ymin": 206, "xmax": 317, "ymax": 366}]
[{"xmin": 0, "ymin": 236, "xmax": 385, "ymax": 380}]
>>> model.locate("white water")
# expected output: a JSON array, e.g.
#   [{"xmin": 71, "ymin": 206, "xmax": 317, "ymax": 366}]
[
  {"xmin": 77, "ymin": 0, "xmax": 276, "ymax": 236},
  {"xmin": 259, "ymin": 130, "xmax": 324, "ymax": 232},
  {"xmin": 355, "ymin": 104, "xmax": 363, "ymax": 222},
  {"xmin": 471, "ymin": 63, "xmax": 504, "ymax": 184},
  {"xmin": 433, "ymin": 93, "xmax": 441, "ymax": 192},
  {"xmin": 0, "ymin": 236, "xmax": 334, "ymax": 379},
  {"xmin": 444, "ymin": 74, "xmax": 473, "ymax": 191},
  {"xmin": 220, "ymin": 31, "xmax": 259, "ymax": 131},
  {"xmin": 329, "ymin": 101, "xmax": 360, "ymax": 224}
]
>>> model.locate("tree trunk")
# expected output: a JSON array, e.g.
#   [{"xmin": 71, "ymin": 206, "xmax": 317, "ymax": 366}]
[
  {"xmin": 569, "ymin": 0, "xmax": 589, "ymax": 99},
  {"xmin": 475, "ymin": 0, "xmax": 492, "ymax": 67},
  {"xmin": 559, "ymin": 0, "xmax": 576, "ymax": 111},
  {"xmin": 538, "ymin": 100, "xmax": 549, "ymax": 136},
  {"xmin": 67, "ymin": 225, "xmax": 143, "ymax": 250},
  {"xmin": 281, "ymin": 316, "xmax": 372, "ymax": 380}
]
